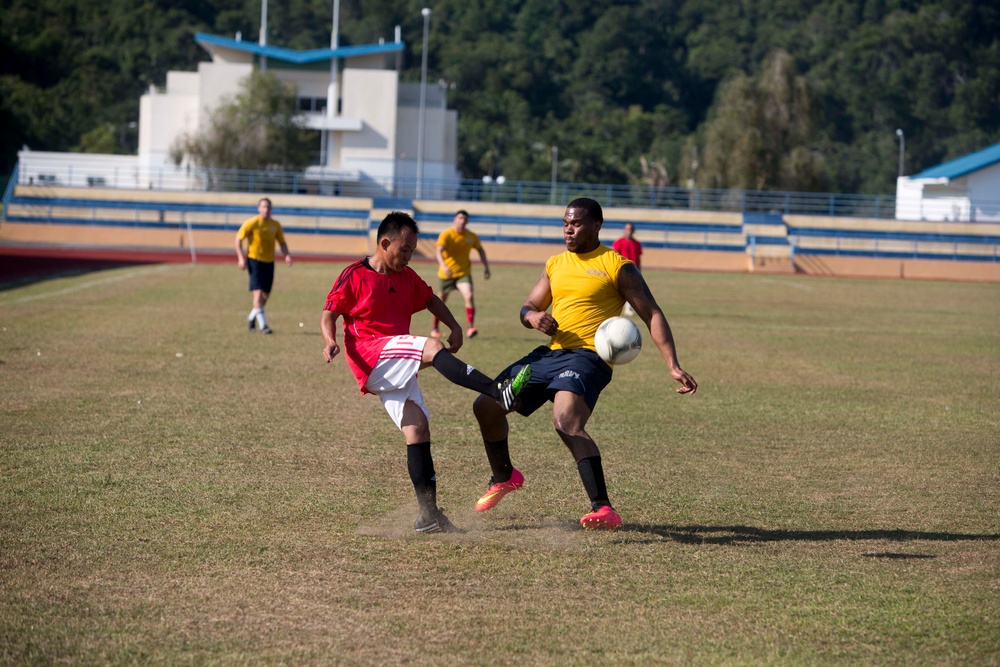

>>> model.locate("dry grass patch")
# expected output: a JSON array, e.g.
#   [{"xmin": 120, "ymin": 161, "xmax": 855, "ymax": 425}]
[{"xmin": 1, "ymin": 262, "xmax": 998, "ymax": 665}]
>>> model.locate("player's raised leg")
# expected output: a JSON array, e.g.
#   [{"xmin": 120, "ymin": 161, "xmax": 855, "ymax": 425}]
[
  {"xmin": 421, "ymin": 336, "xmax": 530, "ymax": 410},
  {"xmin": 472, "ymin": 387, "xmax": 525, "ymax": 512}
]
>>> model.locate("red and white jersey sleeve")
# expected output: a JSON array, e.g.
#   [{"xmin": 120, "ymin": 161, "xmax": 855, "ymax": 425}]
[{"xmin": 324, "ymin": 259, "xmax": 433, "ymax": 392}]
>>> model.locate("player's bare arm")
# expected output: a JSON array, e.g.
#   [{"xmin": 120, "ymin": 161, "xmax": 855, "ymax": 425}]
[
  {"xmin": 618, "ymin": 264, "xmax": 698, "ymax": 395},
  {"xmin": 320, "ymin": 310, "xmax": 341, "ymax": 362},
  {"xmin": 618, "ymin": 264, "xmax": 660, "ymax": 321},
  {"xmin": 435, "ymin": 245, "xmax": 452, "ymax": 278},
  {"xmin": 478, "ymin": 248, "xmax": 491, "ymax": 279},
  {"xmin": 519, "ymin": 268, "xmax": 557, "ymax": 334},
  {"xmin": 235, "ymin": 237, "xmax": 247, "ymax": 269},
  {"xmin": 426, "ymin": 294, "xmax": 464, "ymax": 352},
  {"xmin": 280, "ymin": 242, "xmax": 292, "ymax": 266}
]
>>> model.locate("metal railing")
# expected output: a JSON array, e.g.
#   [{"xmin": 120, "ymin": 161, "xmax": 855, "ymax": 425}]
[
  {"xmin": 1, "ymin": 163, "xmax": 19, "ymax": 220},
  {"xmin": 13, "ymin": 160, "xmax": 908, "ymax": 219}
]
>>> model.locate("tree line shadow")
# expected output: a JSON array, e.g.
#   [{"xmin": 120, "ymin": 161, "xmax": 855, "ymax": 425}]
[{"xmin": 0, "ymin": 255, "xmax": 153, "ymax": 291}]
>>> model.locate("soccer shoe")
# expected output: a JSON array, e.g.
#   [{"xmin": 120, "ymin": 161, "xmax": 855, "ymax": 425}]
[
  {"xmin": 474, "ymin": 468, "xmax": 525, "ymax": 512},
  {"xmin": 430, "ymin": 329, "xmax": 442, "ymax": 339},
  {"xmin": 248, "ymin": 319, "xmax": 256, "ymax": 332},
  {"xmin": 414, "ymin": 509, "xmax": 464, "ymax": 534},
  {"xmin": 580, "ymin": 505, "xmax": 622, "ymax": 531},
  {"xmin": 496, "ymin": 364, "xmax": 531, "ymax": 412},
  {"xmin": 466, "ymin": 327, "xmax": 479, "ymax": 338},
  {"xmin": 260, "ymin": 326, "xmax": 273, "ymax": 335}
]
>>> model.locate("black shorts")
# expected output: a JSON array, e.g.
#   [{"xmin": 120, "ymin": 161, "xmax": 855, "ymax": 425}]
[
  {"xmin": 495, "ymin": 346, "xmax": 613, "ymax": 416},
  {"xmin": 247, "ymin": 258, "xmax": 275, "ymax": 293}
]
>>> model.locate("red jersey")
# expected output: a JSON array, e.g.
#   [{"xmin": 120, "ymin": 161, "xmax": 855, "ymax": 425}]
[
  {"xmin": 612, "ymin": 236, "xmax": 642, "ymax": 264},
  {"xmin": 324, "ymin": 258, "xmax": 434, "ymax": 393}
]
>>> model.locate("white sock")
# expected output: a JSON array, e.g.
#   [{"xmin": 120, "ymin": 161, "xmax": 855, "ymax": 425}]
[
  {"xmin": 248, "ymin": 308, "xmax": 261, "ymax": 322},
  {"xmin": 255, "ymin": 310, "xmax": 268, "ymax": 329}
]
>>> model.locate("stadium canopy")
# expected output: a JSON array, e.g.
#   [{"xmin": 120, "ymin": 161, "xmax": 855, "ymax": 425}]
[
  {"xmin": 911, "ymin": 141, "xmax": 1000, "ymax": 181},
  {"xmin": 194, "ymin": 32, "xmax": 404, "ymax": 65}
]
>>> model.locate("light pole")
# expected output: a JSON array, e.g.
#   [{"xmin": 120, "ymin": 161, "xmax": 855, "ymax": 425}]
[
  {"xmin": 415, "ymin": 7, "xmax": 431, "ymax": 199},
  {"xmin": 259, "ymin": 0, "xmax": 268, "ymax": 71},
  {"xmin": 322, "ymin": 0, "xmax": 341, "ymax": 172},
  {"xmin": 550, "ymin": 145, "xmax": 559, "ymax": 204},
  {"xmin": 895, "ymin": 128, "xmax": 905, "ymax": 178}
]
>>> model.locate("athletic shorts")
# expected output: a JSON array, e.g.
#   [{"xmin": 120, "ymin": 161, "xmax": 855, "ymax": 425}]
[
  {"xmin": 439, "ymin": 273, "xmax": 472, "ymax": 296},
  {"xmin": 247, "ymin": 258, "xmax": 275, "ymax": 293},
  {"xmin": 364, "ymin": 337, "xmax": 430, "ymax": 429},
  {"xmin": 495, "ymin": 345, "xmax": 613, "ymax": 416}
]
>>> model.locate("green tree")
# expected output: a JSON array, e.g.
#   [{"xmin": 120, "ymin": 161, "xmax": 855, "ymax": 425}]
[
  {"xmin": 170, "ymin": 70, "xmax": 315, "ymax": 172},
  {"xmin": 2, "ymin": 0, "xmax": 998, "ymax": 195},
  {"xmin": 698, "ymin": 49, "xmax": 825, "ymax": 191},
  {"xmin": 73, "ymin": 124, "xmax": 120, "ymax": 154}
]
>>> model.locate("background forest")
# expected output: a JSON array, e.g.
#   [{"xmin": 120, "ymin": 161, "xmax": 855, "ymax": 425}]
[{"xmin": 2, "ymin": 0, "xmax": 998, "ymax": 195}]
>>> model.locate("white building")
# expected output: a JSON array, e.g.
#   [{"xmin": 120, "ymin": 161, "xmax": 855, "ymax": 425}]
[
  {"xmin": 896, "ymin": 141, "xmax": 1000, "ymax": 222},
  {"xmin": 17, "ymin": 30, "xmax": 460, "ymax": 197}
]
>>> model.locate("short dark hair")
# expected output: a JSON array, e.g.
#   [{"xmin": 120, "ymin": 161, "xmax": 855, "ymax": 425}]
[
  {"xmin": 567, "ymin": 197, "xmax": 603, "ymax": 223},
  {"xmin": 377, "ymin": 211, "xmax": 419, "ymax": 241},
  {"xmin": 258, "ymin": 197, "xmax": 272, "ymax": 207},
  {"xmin": 455, "ymin": 209, "xmax": 469, "ymax": 218}
]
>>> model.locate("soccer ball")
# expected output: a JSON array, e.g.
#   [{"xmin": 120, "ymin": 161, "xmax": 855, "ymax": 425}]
[{"xmin": 594, "ymin": 316, "xmax": 642, "ymax": 365}]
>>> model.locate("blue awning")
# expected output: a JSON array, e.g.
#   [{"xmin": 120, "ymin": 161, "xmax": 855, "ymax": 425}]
[
  {"xmin": 911, "ymin": 141, "xmax": 1000, "ymax": 180},
  {"xmin": 195, "ymin": 32, "xmax": 404, "ymax": 65}
]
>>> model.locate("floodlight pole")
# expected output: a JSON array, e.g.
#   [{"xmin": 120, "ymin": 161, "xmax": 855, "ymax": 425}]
[
  {"xmin": 416, "ymin": 7, "xmax": 431, "ymax": 199},
  {"xmin": 550, "ymin": 145, "xmax": 559, "ymax": 204},
  {"xmin": 324, "ymin": 0, "xmax": 341, "ymax": 171},
  {"xmin": 259, "ymin": 0, "xmax": 268, "ymax": 71},
  {"xmin": 895, "ymin": 128, "xmax": 905, "ymax": 178}
]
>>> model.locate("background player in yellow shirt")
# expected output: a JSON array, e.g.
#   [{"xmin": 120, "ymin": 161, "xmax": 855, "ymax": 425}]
[
  {"xmin": 431, "ymin": 210, "xmax": 491, "ymax": 339},
  {"xmin": 471, "ymin": 198, "xmax": 697, "ymax": 530},
  {"xmin": 235, "ymin": 197, "xmax": 292, "ymax": 334}
]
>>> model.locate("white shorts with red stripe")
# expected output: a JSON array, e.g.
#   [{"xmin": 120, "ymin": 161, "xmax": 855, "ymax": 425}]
[{"xmin": 364, "ymin": 335, "xmax": 430, "ymax": 429}]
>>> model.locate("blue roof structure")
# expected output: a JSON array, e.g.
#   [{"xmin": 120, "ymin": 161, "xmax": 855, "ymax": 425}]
[
  {"xmin": 911, "ymin": 141, "xmax": 1000, "ymax": 180},
  {"xmin": 194, "ymin": 32, "xmax": 404, "ymax": 65}
]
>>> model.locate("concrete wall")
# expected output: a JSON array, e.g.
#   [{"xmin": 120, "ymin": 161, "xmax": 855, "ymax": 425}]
[
  {"xmin": 340, "ymin": 68, "xmax": 398, "ymax": 182},
  {"xmin": 967, "ymin": 164, "xmax": 1000, "ymax": 221},
  {"xmin": 16, "ymin": 152, "xmax": 145, "ymax": 189},
  {"xmin": 139, "ymin": 72, "xmax": 201, "ymax": 177},
  {"xmin": 896, "ymin": 162, "xmax": 1000, "ymax": 222}
]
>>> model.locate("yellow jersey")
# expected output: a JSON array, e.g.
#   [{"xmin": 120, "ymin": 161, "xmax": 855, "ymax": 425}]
[
  {"xmin": 436, "ymin": 227, "xmax": 482, "ymax": 279},
  {"xmin": 237, "ymin": 215, "xmax": 286, "ymax": 263},
  {"xmin": 546, "ymin": 244, "xmax": 633, "ymax": 351}
]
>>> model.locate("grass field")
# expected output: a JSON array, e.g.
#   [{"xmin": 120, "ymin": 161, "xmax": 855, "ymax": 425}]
[{"xmin": 1, "ymin": 258, "xmax": 998, "ymax": 665}]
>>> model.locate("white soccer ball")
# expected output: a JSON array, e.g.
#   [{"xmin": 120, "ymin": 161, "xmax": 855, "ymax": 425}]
[{"xmin": 594, "ymin": 316, "xmax": 642, "ymax": 365}]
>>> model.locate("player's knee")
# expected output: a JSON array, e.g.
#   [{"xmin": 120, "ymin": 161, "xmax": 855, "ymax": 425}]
[
  {"xmin": 473, "ymin": 393, "xmax": 502, "ymax": 421},
  {"xmin": 423, "ymin": 336, "xmax": 446, "ymax": 362},
  {"xmin": 552, "ymin": 413, "xmax": 585, "ymax": 438}
]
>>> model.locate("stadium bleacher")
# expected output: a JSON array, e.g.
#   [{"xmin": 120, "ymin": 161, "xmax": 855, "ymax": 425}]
[{"xmin": 2, "ymin": 183, "xmax": 998, "ymax": 281}]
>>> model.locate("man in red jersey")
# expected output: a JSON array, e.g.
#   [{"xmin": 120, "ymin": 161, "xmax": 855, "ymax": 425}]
[
  {"xmin": 612, "ymin": 222, "xmax": 642, "ymax": 316},
  {"xmin": 321, "ymin": 212, "xmax": 530, "ymax": 534}
]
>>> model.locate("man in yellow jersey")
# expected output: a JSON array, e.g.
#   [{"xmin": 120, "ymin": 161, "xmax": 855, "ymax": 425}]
[
  {"xmin": 235, "ymin": 197, "xmax": 292, "ymax": 334},
  {"xmin": 471, "ymin": 197, "xmax": 697, "ymax": 530},
  {"xmin": 430, "ymin": 209, "xmax": 491, "ymax": 339}
]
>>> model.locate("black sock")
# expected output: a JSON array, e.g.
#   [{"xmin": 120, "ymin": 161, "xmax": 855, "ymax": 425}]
[
  {"xmin": 432, "ymin": 349, "xmax": 498, "ymax": 397},
  {"xmin": 483, "ymin": 438, "xmax": 513, "ymax": 483},
  {"xmin": 407, "ymin": 441, "xmax": 436, "ymax": 515},
  {"xmin": 577, "ymin": 456, "xmax": 610, "ymax": 510}
]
